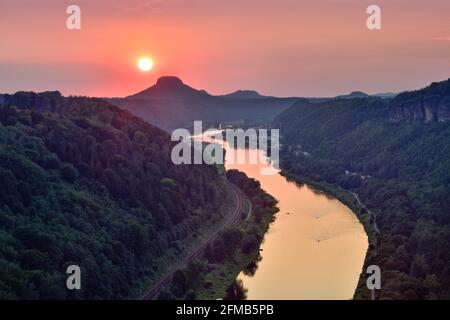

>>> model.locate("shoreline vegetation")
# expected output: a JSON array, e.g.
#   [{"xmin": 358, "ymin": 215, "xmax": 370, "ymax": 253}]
[
  {"xmin": 273, "ymin": 81, "xmax": 450, "ymax": 300},
  {"xmin": 280, "ymin": 170, "xmax": 375, "ymax": 240},
  {"xmin": 155, "ymin": 138, "xmax": 372, "ymax": 300},
  {"xmin": 278, "ymin": 169, "xmax": 376, "ymax": 299},
  {"xmin": 156, "ymin": 169, "xmax": 279, "ymax": 300},
  {"xmin": 156, "ymin": 163, "xmax": 371, "ymax": 300}
]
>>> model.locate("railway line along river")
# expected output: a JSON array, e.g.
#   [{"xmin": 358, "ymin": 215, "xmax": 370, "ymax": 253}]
[{"xmin": 197, "ymin": 131, "xmax": 368, "ymax": 300}]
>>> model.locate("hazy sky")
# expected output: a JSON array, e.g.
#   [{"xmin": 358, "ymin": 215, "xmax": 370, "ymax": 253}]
[{"xmin": 0, "ymin": 0, "xmax": 449, "ymax": 97}]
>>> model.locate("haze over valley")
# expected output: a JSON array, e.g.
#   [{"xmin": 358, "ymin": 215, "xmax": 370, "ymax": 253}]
[{"xmin": 1, "ymin": 0, "xmax": 450, "ymax": 303}]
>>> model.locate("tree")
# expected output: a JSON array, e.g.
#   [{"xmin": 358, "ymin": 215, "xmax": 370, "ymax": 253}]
[
  {"xmin": 242, "ymin": 235, "xmax": 259, "ymax": 254},
  {"xmin": 60, "ymin": 163, "xmax": 78, "ymax": 183},
  {"xmin": 185, "ymin": 260, "xmax": 206, "ymax": 289},
  {"xmin": 171, "ymin": 269, "xmax": 187, "ymax": 297},
  {"xmin": 221, "ymin": 227, "xmax": 243, "ymax": 258}
]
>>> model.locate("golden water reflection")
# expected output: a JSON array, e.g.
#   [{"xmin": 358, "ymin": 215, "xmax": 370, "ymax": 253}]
[{"xmin": 198, "ymin": 132, "xmax": 369, "ymax": 300}]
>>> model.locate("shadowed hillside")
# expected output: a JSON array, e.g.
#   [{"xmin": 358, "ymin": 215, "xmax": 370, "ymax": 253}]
[
  {"xmin": 0, "ymin": 92, "xmax": 230, "ymax": 299},
  {"xmin": 108, "ymin": 76, "xmax": 302, "ymax": 131},
  {"xmin": 274, "ymin": 78, "xmax": 450, "ymax": 299}
]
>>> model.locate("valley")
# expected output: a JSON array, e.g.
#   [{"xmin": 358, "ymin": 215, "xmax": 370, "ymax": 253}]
[
  {"xmin": 274, "ymin": 79, "xmax": 450, "ymax": 299},
  {"xmin": 1, "ymin": 77, "xmax": 450, "ymax": 300}
]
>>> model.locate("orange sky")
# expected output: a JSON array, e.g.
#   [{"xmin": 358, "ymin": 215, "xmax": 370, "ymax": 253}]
[{"xmin": 0, "ymin": 0, "xmax": 449, "ymax": 97}]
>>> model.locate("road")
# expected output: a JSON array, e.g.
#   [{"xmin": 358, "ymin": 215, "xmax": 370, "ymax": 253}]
[
  {"xmin": 141, "ymin": 181, "xmax": 246, "ymax": 300},
  {"xmin": 349, "ymin": 191, "xmax": 380, "ymax": 301},
  {"xmin": 350, "ymin": 191, "xmax": 380, "ymax": 235}
]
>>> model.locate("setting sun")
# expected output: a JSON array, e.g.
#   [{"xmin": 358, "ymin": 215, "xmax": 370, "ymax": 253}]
[{"xmin": 137, "ymin": 57, "xmax": 154, "ymax": 72}]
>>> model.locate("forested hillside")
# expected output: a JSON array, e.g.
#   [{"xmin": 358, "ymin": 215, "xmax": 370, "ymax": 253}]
[
  {"xmin": 274, "ymin": 79, "xmax": 450, "ymax": 299},
  {"xmin": 0, "ymin": 92, "xmax": 228, "ymax": 299},
  {"xmin": 158, "ymin": 169, "xmax": 278, "ymax": 300}
]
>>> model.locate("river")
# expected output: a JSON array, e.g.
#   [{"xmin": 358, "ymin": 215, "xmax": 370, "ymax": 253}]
[{"xmin": 196, "ymin": 131, "xmax": 368, "ymax": 300}]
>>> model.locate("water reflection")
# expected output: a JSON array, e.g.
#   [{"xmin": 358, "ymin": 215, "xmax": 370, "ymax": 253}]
[
  {"xmin": 229, "ymin": 150, "xmax": 368, "ymax": 299},
  {"xmin": 196, "ymin": 131, "xmax": 368, "ymax": 300}
]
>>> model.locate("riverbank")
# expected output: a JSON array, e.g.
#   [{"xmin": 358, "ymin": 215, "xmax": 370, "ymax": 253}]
[
  {"xmin": 176, "ymin": 132, "xmax": 369, "ymax": 300},
  {"xmin": 196, "ymin": 170, "xmax": 280, "ymax": 299},
  {"xmin": 279, "ymin": 169, "xmax": 376, "ymax": 299},
  {"xmin": 196, "ymin": 204, "xmax": 278, "ymax": 299},
  {"xmin": 155, "ymin": 170, "xmax": 279, "ymax": 300}
]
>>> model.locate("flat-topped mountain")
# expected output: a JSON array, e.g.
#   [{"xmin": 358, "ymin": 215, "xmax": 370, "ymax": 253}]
[
  {"xmin": 110, "ymin": 76, "xmax": 448, "ymax": 131},
  {"xmin": 108, "ymin": 76, "xmax": 302, "ymax": 131},
  {"xmin": 128, "ymin": 76, "xmax": 210, "ymax": 100}
]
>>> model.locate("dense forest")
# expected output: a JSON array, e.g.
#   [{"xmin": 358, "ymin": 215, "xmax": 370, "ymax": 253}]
[
  {"xmin": 0, "ymin": 91, "xmax": 229, "ymax": 299},
  {"xmin": 158, "ymin": 169, "xmax": 278, "ymax": 300},
  {"xmin": 274, "ymin": 79, "xmax": 450, "ymax": 299}
]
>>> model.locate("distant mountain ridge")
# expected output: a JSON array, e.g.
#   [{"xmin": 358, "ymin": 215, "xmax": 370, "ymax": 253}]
[
  {"xmin": 110, "ymin": 76, "xmax": 449, "ymax": 131},
  {"xmin": 336, "ymin": 91, "xmax": 369, "ymax": 100},
  {"xmin": 273, "ymin": 77, "xmax": 450, "ymax": 300},
  {"xmin": 221, "ymin": 90, "xmax": 268, "ymax": 99},
  {"xmin": 390, "ymin": 78, "xmax": 450, "ymax": 122},
  {"xmin": 108, "ymin": 77, "xmax": 303, "ymax": 131}
]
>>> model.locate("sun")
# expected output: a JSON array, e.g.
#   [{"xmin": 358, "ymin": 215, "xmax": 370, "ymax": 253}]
[{"xmin": 137, "ymin": 57, "xmax": 154, "ymax": 72}]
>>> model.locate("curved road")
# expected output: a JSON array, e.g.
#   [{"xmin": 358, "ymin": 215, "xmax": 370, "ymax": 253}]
[{"xmin": 142, "ymin": 181, "xmax": 246, "ymax": 300}]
